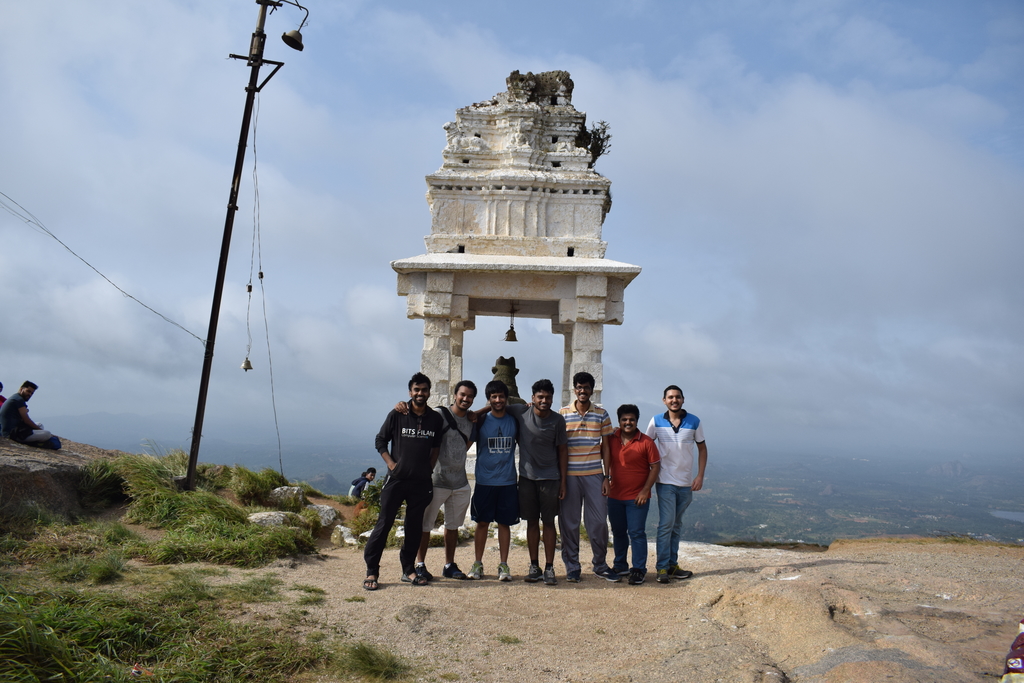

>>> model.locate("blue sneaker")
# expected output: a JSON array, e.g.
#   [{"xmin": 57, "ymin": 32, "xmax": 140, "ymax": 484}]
[
  {"xmin": 594, "ymin": 568, "xmax": 621, "ymax": 583},
  {"xmin": 566, "ymin": 569, "xmax": 582, "ymax": 583}
]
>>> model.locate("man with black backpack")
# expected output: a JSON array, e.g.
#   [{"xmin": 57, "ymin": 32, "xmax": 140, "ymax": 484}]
[{"xmin": 412, "ymin": 380, "xmax": 478, "ymax": 581}]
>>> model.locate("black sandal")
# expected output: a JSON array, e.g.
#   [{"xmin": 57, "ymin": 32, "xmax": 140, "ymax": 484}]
[
  {"xmin": 363, "ymin": 577, "xmax": 379, "ymax": 591},
  {"xmin": 401, "ymin": 573, "xmax": 428, "ymax": 586}
]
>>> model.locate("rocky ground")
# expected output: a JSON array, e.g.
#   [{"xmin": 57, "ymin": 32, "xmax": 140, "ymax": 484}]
[
  {"xmin": 0, "ymin": 436, "xmax": 126, "ymax": 517},
  {"xmin": 5, "ymin": 439, "xmax": 1021, "ymax": 682},
  {"xmin": 238, "ymin": 536, "xmax": 1022, "ymax": 683}
]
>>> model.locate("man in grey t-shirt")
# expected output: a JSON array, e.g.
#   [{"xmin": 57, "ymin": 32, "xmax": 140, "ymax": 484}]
[
  {"xmin": 507, "ymin": 379, "xmax": 568, "ymax": 585},
  {"xmin": 413, "ymin": 380, "xmax": 478, "ymax": 581}
]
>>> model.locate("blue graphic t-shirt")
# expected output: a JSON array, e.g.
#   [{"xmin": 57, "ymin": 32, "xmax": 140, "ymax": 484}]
[{"xmin": 475, "ymin": 412, "xmax": 518, "ymax": 486}]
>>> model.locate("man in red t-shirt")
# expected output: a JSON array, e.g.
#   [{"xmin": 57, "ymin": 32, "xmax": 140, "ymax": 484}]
[{"xmin": 607, "ymin": 404, "xmax": 661, "ymax": 586}]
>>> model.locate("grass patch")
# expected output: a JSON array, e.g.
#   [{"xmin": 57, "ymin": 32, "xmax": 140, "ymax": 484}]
[
  {"xmin": 292, "ymin": 584, "xmax": 326, "ymax": 605},
  {"xmin": 344, "ymin": 595, "xmax": 366, "ymax": 603},
  {"xmin": 87, "ymin": 549, "xmax": 128, "ymax": 584},
  {"xmin": 0, "ymin": 584, "xmax": 330, "ymax": 682},
  {"xmin": 340, "ymin": 642, "xmax": 410, "ymax": 680},
  {"xmin": 78, "ymin": 458, "xmax": 128, "ymax": 510},
  {"xmin": 221, "ymin": 573, "xmax": 284, "ymax": 603},
  {"xmin": 231, "ymin": 466, "xmax": 291, "ymax": 508},
  {"xmin": 296, "ymin": 482, "xmax": 326, "ymax": 499},
  {"xmin": 495, "ymin": 634, "xmax": 521, "ymax": 644},
  {"xmin": 348, "ymin": 509, "xmax": 379, "ymax": 536},
  {"xmin": 147, "ymin": 515, "xmax": 315, "ymax": 567},
  {"xmin": 45, "ymin": 556, "xmax": 90, "ymax": 583}
]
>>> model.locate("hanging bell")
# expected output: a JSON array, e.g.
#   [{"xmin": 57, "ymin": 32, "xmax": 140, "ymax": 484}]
[
  {"xmin": 504, "ymin": 302, "xmax": 518, "ymax": 342},
  {"xmin": 241, "ymin": 358, "xmax": 253, "ymax": 371}
]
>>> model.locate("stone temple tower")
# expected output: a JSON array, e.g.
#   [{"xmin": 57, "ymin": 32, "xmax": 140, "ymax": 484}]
[{"xmin": 392, "ymin": 70, "xmax": 641, "ymax": 406}]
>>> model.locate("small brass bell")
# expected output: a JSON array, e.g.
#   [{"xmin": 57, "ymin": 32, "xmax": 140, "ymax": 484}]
[
  {"xmin": 241, "ymin": 358, "xmax": 253, "ymax": 371},
  {"xmin": 504, "ymin": 303, "xmax": 518, "ymax": 342}
]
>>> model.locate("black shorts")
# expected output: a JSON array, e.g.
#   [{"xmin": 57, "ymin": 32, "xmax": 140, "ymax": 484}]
[
  {"xmin": 518, "ymin": 478, "xmax": 559, "ymax": 525},
  {"xmin": 471, "ymin": 484, "xmax": 520, "ymax": 526}
]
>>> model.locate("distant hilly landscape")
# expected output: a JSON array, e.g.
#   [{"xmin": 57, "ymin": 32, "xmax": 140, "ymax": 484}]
[{"xmin": 48, "ymin": 412, "xmax": 1024, "ymax": 545}]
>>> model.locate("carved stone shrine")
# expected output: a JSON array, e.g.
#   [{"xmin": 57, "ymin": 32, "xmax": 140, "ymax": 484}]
[{"xmin": 391, "ymin": 70, "xmax": 641, "ymax": 406}]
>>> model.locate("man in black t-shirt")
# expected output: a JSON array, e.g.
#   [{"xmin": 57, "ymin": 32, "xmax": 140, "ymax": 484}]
[{"xmin": 363, "ymin": 372, "xmax": 443, "ymax": 591}]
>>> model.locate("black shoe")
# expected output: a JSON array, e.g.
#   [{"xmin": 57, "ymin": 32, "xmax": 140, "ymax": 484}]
[
  {"xmin": 670, "ymin": 565, "xmax": 694, "ymax": 580},
  {"xmin": 524, "ymin": 563, "xmax": 543, "ymax": 583},
  {"xmin": 415, "ymin": 565, "xmax": 433, "ymax": 581},
  {"xmin": 627, "ymin": 568, "xmax": 645, "ymax": 585},
  {"xmin": 543, "ymin": 566, "xmax": 557, "ymax": 585},
  {"xmin": 442, "ymin": 563, "xmax": 468, "ymax": 580}
]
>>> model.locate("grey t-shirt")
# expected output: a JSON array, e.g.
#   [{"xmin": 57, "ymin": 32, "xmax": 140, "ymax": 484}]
[
  {"xmin": 433, "ymin": 407, "xmax": 474, "ymax": 489},
  {"xmin": 508, "ymin": 404, "xmax": 568, "ymax": 481}
]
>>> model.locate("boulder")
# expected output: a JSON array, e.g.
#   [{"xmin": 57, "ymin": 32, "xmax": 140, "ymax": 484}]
[
  {"xmin": 248, "ymin": 511, "xmax": 302, "ymax": 527},
  {"xmin": 306, "ymin": 504, "xmax": 338, "ymax": 526},
  {"xmin": 269, "ymin": 486, "xmax": 306, "ymax": 508},
  {"xmin": 330, "ymin": 525, "xmax": 359, "ymax": 546}
]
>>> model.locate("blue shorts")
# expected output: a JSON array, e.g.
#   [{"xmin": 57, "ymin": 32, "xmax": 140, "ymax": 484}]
[{"xmin": 471, "ymin": 483, "xmax": 520, "ymax": 526}]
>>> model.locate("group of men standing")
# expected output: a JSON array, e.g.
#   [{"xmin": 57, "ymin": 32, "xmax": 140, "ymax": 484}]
[{"xmin": 362, "ymin": 371, "xmax": 707, "ymax": 591}]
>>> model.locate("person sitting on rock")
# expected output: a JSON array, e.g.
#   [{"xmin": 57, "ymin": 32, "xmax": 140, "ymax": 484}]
[
  {"xmin": 0, "ymin": 381, "xmax": 53, "ymax": 445},
  {"xmin": 349, "ymin": 468, "xmax": 377, "ymax": 498},
  {"xmin": 0, "ymin": 381, "xmax": 6, "ymax": 406}
]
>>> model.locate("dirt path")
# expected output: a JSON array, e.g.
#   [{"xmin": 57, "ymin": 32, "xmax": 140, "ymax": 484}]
[{"xmin": 207, "ymin": 537, "xmax": 1024, "ymax": 683}]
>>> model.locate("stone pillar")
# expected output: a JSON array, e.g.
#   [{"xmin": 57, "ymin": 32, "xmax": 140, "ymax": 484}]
[
  {"xmin": 551, "ymin": 321, "xmax": 574, "ymax": 406},
  {"xmin": 570, "ymin": 322, "xmax": 604, "ymax": 404},
  {"xmin": 449, "ymin": 320, "xmax": 466, "ymax": 400},
  {"xmin": 422, "ymin": 317, "xmax": 452, "ymax": 406}
]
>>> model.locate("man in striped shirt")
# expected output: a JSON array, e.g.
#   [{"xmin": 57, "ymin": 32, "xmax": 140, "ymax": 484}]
[{"xmin": 558, "ymin": 372, "xmax": 618, "ymax": 583}]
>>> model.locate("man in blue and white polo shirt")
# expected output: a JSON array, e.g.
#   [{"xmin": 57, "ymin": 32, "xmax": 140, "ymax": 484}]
[{"xmin": 645, "ymin": 384, "xmax": 707, "ymax": 584}]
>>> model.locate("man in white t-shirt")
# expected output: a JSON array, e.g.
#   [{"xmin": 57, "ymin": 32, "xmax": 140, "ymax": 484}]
[{"xmin": 645, "ymin": 385, "xmax": 707, "ymax": 584}]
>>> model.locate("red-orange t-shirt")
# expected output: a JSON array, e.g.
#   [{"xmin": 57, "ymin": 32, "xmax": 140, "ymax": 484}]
[{"xmin": 608, "ymin": 430, "xmax": 660, "ymax": 501}]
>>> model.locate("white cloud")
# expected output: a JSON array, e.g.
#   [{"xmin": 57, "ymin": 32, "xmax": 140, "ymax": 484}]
[{"xmin": 2, "ymin": 0, "xmax": 1021, "ymax": 459}]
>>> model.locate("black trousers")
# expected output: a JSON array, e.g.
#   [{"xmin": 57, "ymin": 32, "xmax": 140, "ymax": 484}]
[{"xmin": 363, "ymin": 477, "xmax": 433, "ymax": 577}]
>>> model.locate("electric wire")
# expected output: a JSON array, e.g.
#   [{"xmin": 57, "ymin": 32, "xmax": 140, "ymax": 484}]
[
  {"xmin": 0, "ymin": 190, "xmax": 205, "ymax": 345},
  {"xmin": 247, "ymin": 93, "xmax": 285, "ymax": 478}
]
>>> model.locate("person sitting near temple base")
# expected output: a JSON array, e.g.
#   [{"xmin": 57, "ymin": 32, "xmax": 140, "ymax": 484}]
[{"xmin": 0, "ymin": 381, "xmax": 54, "ymax": 446}]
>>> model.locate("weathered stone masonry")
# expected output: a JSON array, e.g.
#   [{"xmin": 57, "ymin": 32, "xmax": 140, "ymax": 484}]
[{"xmin": 392, "ymin": 71, "xmax": 641, "ymax": 406}]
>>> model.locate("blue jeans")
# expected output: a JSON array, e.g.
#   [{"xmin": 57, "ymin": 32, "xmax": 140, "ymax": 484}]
[
  {"xmin": 655, "ymin": 483, "xmax": 692, "ymax": 571},
  {"xmin": 608, "ymin": 497, "xmax": 651, "ymax": 573}
]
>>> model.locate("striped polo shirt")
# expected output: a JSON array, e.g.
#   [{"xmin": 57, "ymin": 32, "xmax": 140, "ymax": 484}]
[
  {"xmin": 559, "ymin": 402, "xmax": 613, "ymax": 477},
  {"xmin": 645, "ymin": 410, "xmax": 704, "ymax": 487}
]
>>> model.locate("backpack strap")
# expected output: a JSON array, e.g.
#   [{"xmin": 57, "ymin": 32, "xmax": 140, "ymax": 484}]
[{"xmin": 439, "ymin": 406, "xmax": 471, "ymax": 447}]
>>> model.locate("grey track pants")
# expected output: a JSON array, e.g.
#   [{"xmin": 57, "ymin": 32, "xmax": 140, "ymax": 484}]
[{"xmin": 559, "ymin": 473, "xmax": 610, "ymax": 573}]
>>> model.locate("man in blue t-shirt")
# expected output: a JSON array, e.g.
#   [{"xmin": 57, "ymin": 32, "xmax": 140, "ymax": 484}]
[{"xmin": 468, "ymin": 380, "xmax": 519, "ymax": 581}]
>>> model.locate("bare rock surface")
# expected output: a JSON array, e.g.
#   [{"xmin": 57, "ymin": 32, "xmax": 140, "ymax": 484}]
[
  {"xmin": 230, "ymin": 538, "xmax": 1022, "ymax": 683},
  {"xmin": 0, "ymin": 437, "xmax": 126, "ymax": 517}
]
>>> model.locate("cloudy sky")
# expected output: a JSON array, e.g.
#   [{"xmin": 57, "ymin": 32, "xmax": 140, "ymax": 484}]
[{"xmin": 1, "ymin": 0, "xmax": 1021, "ymax": 469}]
